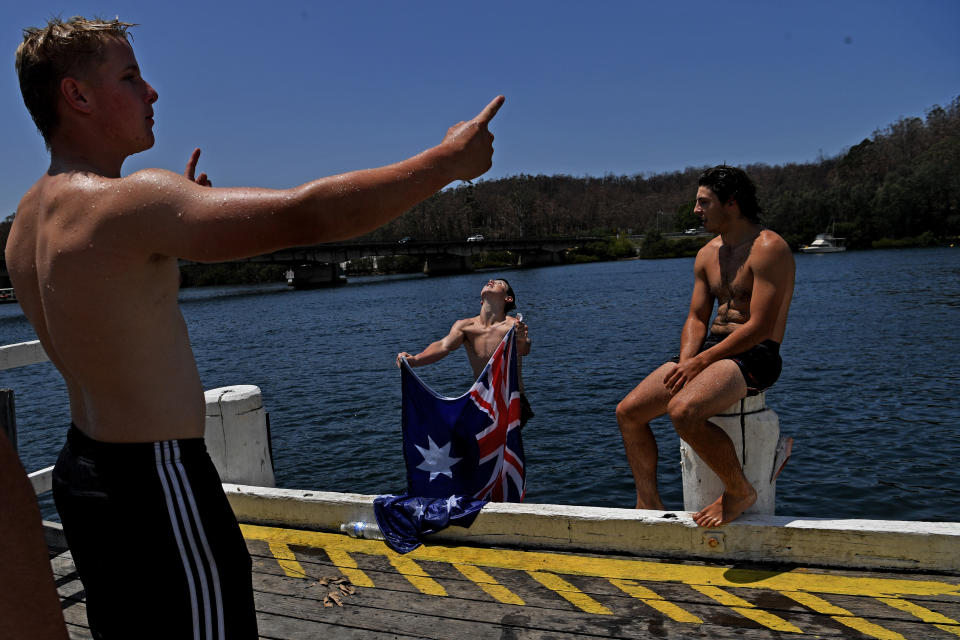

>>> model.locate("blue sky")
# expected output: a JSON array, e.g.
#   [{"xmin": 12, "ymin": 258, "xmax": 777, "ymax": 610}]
[{"xmin": 2, "ymin": 1, "xmax": 958, "ymax": 217}]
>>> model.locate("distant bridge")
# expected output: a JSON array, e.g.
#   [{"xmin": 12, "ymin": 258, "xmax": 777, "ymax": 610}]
[{"xmin": 184, "ymin": 237, "xmax": 601, "ymax": 287}]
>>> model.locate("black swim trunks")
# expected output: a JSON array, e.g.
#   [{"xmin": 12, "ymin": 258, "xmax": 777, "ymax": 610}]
[
  {"xmin": 53, "ymin": 425, "xmax": 258, "ymax": 639},
  {"xmin": 673, "ymin": 334, "xmax": 782, "ymax": 392}
]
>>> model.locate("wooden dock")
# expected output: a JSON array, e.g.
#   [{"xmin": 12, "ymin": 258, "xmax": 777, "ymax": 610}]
[{"xmin": 51, "ymin": 523, "xmax": 960, "ymax": 639}]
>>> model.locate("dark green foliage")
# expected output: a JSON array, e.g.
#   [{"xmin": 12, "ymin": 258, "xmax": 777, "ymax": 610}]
[
  {"xmin": 2, "ymin": 97, "xmax": 957, "ymax": 290},
  {"xmin": 179, "ymin": 263, "xmax": 286, "ymax": 287},
  {"xmin": 640, "ymin": 230, "xmax": 710, "ymax": 259},
  {"xmin": 364, "ymin": 96, "xmax": 959, "ymax": 250},
  {"xmin": 567, "ymin": 234, "xmax": 637, "ymax": 262}
]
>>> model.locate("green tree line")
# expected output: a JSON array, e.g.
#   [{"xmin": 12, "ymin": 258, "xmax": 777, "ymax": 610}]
[
  {"xmin": 360, "ymin": 96, "xmax": 960, "ymax": 250},
  {"xmin": 3, "ymin": 95, "xmax": 957, "ymax": 279}
]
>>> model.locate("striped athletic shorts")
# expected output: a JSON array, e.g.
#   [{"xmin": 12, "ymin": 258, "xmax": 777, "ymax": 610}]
[{"xmin": 53, "ymin": 425, "xmax": 258, "ymax": 639}]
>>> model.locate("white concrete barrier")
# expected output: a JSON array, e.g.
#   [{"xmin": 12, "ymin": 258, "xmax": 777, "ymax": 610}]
[
  {"xmin": 681, "ymin": 392, "xmax": 787, "ymax": 515},
  {"xmin": 222, "ymin": 484, "xmax": 960, "ymax": 573},
  {"xmin": 204, "ymin": 385, "xmax": 275, "ymax": 488}
]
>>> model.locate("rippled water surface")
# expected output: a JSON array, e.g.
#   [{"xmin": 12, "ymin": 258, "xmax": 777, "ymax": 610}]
[{"xmin": 3, "ymin": 247, "xmax": 958, "ymax": 521}]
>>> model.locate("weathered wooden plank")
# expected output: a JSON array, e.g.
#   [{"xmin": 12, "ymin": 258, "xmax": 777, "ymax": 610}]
[
  {"xmin": 248, "ymin": 544, "xmax": 960, "ymax": 639},
  {"xmin": 49, "ymin": 537, "xmax": 960, "ymax": 640},
  {"xmin": 255, "ymin": 610, "xmax": 424, "ymax": 640},
  {"xmin": 249, "ymin": 559, "xmax": 847, "ymax": 639},
  {"xmin": 66, "ymin": 624, "xmax": 93, "ymax": 640}
]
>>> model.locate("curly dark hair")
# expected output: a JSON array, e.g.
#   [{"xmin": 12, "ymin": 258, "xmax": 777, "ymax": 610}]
[{"xmin": 698, "ymin": 165, "xmax": 762, "ymax": 223}]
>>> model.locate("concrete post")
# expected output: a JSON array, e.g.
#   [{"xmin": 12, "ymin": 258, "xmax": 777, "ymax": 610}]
[
  {"xmin": 204, "ymin": 385, "xmax": 275, "ymax": 487},
  {"xmin": 680, "ymin": 392, "xmax": 784, "ymax": 515}
]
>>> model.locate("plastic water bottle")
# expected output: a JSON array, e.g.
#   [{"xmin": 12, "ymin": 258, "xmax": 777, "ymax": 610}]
[{"xmin": 340, "ymin": 521, "xmax": 383, "ymax": 540}]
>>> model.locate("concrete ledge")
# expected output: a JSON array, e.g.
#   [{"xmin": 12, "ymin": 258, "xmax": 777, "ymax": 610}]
[
  {"xmin": 224, "ymin": 484, "xmax": 960, "ymax": 574},
  {"xmin": 0, "ymin": 340, "xmax": 49, "ymax": 371}
]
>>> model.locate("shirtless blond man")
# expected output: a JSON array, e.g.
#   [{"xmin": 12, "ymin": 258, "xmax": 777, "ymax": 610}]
[
  {"xmin": 397, "ymin": 278, "xmax": 533, "ymax": 424},
  {"xmin": 616, "ymin": 166, "xmax": 794, "ymax": 528},
  {"xmin": 8, "ymin": 16, "xmax": 502, "ymax": 639}
]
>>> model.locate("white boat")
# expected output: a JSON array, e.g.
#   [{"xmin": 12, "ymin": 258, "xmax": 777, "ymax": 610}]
[{"xmin": 800, "ymin": 232, "xmax": 846, "ymax": 253}]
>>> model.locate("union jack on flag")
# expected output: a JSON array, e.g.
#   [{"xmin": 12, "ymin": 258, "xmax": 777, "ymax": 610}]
[
  {"xmin": 468, "ymin": 330, "xmax": 526, "ymax": 501},
  {"xmin": 374, "ymin": 327, "xmax": 526, "ymax": 553}
]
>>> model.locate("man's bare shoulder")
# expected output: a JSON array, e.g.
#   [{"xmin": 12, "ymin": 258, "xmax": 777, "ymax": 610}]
[
  {"xmin": 693, "ymin": 235, "xmax": 722, "ymax": 266},
  {"xmin": 454, "ymin": 316, "xmax": 481, "ymax": 333},
  {"xmin": 20, "ymin": 168, "xmax": 183, "ymax": 219},
  {"xmin": 753, "ymin": 229, "xmax": 794, "ymax": 262}
]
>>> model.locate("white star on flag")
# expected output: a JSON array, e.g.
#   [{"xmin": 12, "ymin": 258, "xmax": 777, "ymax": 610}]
[
  {"xmin": 445, "ymin": 495, "xmax": 461, "ymax": 512},
  {"xmin": 414, "ymin": 436, "xmax": 462, "ymax": 481},
  {"xmin": 412, "ymin": 502, "xmax": 425, "ymax": 519}
]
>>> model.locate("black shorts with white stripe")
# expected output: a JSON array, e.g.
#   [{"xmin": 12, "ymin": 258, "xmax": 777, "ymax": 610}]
[{"xmin": 53, "ymin": 425, "xmax": 258, "ymax": 640}]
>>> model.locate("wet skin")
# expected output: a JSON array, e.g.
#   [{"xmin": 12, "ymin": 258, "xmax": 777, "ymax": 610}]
[
  {"xmin": 7, "ymin": 36, "xmax": 504, "ymax": 443},
  {"xmin": 617, "ymin": 185, "xmax": 794, "ymax": 527}
]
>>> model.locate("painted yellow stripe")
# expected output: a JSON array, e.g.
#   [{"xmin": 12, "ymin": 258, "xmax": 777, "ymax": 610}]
[
  {"xmin": 609, "ymin": 579, "xmax": 702, "ymax": 623},
  {"xmin": 877, "ymin": 598, "xmax": 960, "ymax": 637},
  {"xmin": 877, "ymin": 597, "xmax": 960, "ymax": 625},
  {"xmin": 240, "ymin": 525, "xmax": 960, "ymax": 599},
  {"xmin": 320, "ymin": 547, "xmax": 375, "ymax": 588},
  {"xmin": 268, "ymin": 542, "xmax": 308, "ymax": 579},
  {"xmin": 692, "ymin": 584, "xmax": 803, "ymax": 633},
  {"xmin": 454, "ymin": 563, "xmax": 525, "ymax": 605},
  {"xmin": 527, "ymin": 571, "xmax": 612, "ymax": 615},
  {"xmin": 782, "ymin": 591, "xmax": 905, "ymax": 640},
  {"xmin": 388, "ymin": 554, "xmax": 448, "ymax": 596}
]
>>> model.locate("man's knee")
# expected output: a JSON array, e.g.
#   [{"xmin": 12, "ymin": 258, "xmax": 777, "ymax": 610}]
[
  {"xmin": 615, "ymin": 398, "xmax": 635, "ymax": 426},
  {"xmin": 667, "ymin": 396, "xmax": 701, "ymax": 437}
]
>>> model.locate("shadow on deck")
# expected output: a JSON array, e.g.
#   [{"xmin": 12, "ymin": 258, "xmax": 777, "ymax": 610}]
[{"xmin": 50, "ymin": 523, "xmax": 960, "ymax": 640}]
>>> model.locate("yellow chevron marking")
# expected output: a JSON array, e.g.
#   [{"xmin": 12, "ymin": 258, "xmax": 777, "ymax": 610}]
[
  {"xmin": 387, "ymin": 554, "xmax": 448, "ymax": 596},
  {"xmin": 320, "ymin": 547, "xmax": 374, "ymax": 588},
  {"xmin": 243, "ymin": 523, "xmax": 960, "ymax": 634},
  {"xmin": 454, "ymin": 563, "xmax": 524, "ymax": 605},
  {"xmin": 241, "ymin": 525, "xmax": 960, "ymax": 600},
  {"xmin": 692, "ymin": 584, "xmax": 802, "ymax": 633},
  {"xmin": 267, "ymin": 542, "xmax": 308, "ymax": 579},
  {"xmin": 609, "ymin": 579, "xmax": 702, "ymax": 623},
  {"xmin": 782, "ymin": 591, "xmax": 905, "ymax": 640},
  {"xmin": 527, "ymin": 571, "xmax": 612, "ymax": 615},
  {"xmin": 877, "ymin": 598, "xmax": 960, "ymax": 637}
]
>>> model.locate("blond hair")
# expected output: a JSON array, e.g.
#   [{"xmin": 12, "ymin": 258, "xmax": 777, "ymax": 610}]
[{"xmin": 16, "ymin": 16, "xmax": 135, "ymax": 146}]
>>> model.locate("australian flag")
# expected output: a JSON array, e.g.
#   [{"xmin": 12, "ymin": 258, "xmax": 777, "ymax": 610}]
[{"xmin": 375, "ymin": 327, "xmax": 526, "ymax": 553}]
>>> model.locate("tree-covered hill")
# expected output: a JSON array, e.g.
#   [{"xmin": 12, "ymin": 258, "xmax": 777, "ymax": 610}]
[{"xmin": 361, "ymin": 96, "xmax": 960, "ymax": 250}]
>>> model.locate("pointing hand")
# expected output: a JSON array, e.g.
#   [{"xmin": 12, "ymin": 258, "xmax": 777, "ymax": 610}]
[
  {"xmin": 184, "ymin": 148, "xmax": 213, "ymax": 187},
  {"xmin": 441, "ymin": 95, "xmax": 504, "ymax": 182}
]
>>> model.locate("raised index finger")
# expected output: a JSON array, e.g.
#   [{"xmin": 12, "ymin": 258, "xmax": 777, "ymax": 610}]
[
  {"xmin": 185, "ymin": 147, "xmax": 201, "ymax": 180},
  {"xmin": 475, "ymin": 95, "xmax": 505, "ymax": 125}
]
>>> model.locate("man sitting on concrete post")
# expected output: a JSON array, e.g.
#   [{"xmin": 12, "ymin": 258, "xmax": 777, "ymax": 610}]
[{"xmin": 616, "ymin": 165, "xmax": 795, "ymax": 528}]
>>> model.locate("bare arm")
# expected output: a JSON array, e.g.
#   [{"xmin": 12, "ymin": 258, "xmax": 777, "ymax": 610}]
[
  {"xmin": 397, "ymin": 319, "xmax": 468, "ymax": 368},
  {"xmin": 0, "ymin": 431, "xmax": 69, "ymax": 640},
  {"xmin": 663, "ymin": 247, "xmax": 714, "ymax": 394},
  {"xmin": 111, "ymin": 97, "xmax": 504, "ymax": 262},
  {"xmin": 515, "ymin": 318, "xmax": 531, "ymax": 357},
  {"xmin": 678, "ymin": 248, "xmax": 714, "ymax": 362}
]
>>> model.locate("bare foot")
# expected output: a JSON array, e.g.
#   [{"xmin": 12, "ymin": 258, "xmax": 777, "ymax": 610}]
[{"xmin": 692, "ymin": 487, "xmax": 757, "ymax": 527}]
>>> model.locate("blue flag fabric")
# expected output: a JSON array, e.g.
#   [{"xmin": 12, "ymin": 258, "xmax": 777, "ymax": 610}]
[{"xmin": 375, "ymin": 327, "xmax": 526, "ymax": 553}]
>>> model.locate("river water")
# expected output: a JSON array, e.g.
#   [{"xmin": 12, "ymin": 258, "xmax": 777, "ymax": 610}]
[{"xmin": 2, "ymin": 247, "xmax": 958, "ymax": 521}]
